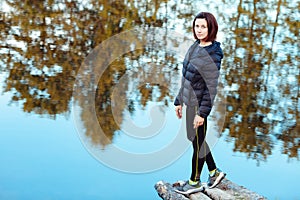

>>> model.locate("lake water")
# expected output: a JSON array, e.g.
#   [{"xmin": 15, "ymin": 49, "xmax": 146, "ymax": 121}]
[{"xmin": 0, "ymin": 0, "xmax": 299, "ymax": 199}]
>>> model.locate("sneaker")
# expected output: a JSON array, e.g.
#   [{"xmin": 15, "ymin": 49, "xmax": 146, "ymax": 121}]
[
  {"xmin": 207, "ymin": 168, "xmax": 226, "ymax": 188},
  {"xmin": 180, "ymin": 180, "xmax": 203, "ymax": 194}
]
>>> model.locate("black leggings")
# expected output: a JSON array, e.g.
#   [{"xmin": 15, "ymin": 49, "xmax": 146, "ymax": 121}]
[{"xmin": 186, "ymin": 106, "xmax": 216, "ymax": 182}]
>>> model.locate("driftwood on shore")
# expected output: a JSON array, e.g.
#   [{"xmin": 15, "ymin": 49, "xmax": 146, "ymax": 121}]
[{"xmin": 154, "ymin": 178, "xmax": 267, "ymax": 200}]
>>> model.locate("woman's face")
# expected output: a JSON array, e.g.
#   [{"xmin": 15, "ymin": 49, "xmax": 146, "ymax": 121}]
[{"xmin": 194, "ymin": 18, "xmax": 208, "ymax": 41}]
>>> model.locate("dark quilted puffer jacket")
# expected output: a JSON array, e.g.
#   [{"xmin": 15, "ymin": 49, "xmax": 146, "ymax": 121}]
[{"xmin": 174, "ymin": 40, "xmax": 223, "ymax": 118}]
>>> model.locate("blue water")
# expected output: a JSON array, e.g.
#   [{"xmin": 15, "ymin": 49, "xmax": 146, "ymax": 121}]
[{"xmin": 1, "ymin": 83, "xmax": 299, "ymax": 200}]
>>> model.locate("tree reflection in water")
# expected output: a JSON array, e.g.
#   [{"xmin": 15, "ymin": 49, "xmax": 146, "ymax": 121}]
[
  {"xmin": 0, "ymin": 0, "xmax": 298, "ymax": 162},
  {"xmin": 219, "ymin": 0, "xmax": 299, "ymax": 163}
]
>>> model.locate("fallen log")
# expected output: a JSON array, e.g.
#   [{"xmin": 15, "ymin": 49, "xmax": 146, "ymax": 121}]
[
  {"xmin": 154, "ymin": 181, "xmax": 189, "ymax": 200},
  {"xmin": 154, "ymin": 178, "xmax": 267, "ymax": 200}
]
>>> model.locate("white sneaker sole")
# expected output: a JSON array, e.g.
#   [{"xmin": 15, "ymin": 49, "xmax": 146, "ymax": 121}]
[
  {"xmin": 209, "ymin": 172, "xmax": 226, "ymax": 189},
  {"xmin": 175, "ymin": 186, "xmax": 204, "ymax": 195}
]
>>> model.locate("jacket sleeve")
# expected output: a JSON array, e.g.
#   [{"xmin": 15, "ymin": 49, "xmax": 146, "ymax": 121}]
[
  {"xmin": 174, "ymin": 77, "xmax": 184, "ymax": 106},
  {"xmin": 197, "ymin": 49, "xmax": 222, "ymax": 118}
]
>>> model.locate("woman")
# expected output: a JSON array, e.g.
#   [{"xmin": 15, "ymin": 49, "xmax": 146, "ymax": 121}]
[{"xmin": 174, "ymin": 12, "xmax": 226, "ymax": 192}]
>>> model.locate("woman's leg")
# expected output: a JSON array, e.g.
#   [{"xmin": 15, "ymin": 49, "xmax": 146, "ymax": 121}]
[
  {"xmin": 186, "ymin": 106, "xmax": 216, "ymax": 182},
  {"xmin": 190, "ymin": 129, "xmax": 204, "ymax": 182},
  {"xmin": 186, "ymin": 106, "xmax": 200, "ymax": 182},
  {"xmin": 199, "ymin": 118, "xmax": 225, "ymax": 188},
  {"xmin": 199, "ymin": 118, "xmax": 216, "ymax": 172}
]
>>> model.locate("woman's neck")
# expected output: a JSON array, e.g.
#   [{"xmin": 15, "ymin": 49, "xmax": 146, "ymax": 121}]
[{"xmin": 199, "ymin": 41, "xmax": 212, "ymax": 47}]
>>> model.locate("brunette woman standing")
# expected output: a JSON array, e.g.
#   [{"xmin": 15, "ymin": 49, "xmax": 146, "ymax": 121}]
[{"xmin": 174, "ymin": 12, "xmax": 226, "ymax": 193}]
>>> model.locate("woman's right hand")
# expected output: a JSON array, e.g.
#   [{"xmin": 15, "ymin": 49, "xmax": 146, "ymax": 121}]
[{"xmin": 175, "ymin": 105, "xmax": 182, "ymax": 119}]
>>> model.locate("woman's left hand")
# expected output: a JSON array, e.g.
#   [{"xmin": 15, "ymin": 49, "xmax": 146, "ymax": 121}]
[{"xmin": 193, "ymin": 115, "xmax": 204, "ymax": 129}]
